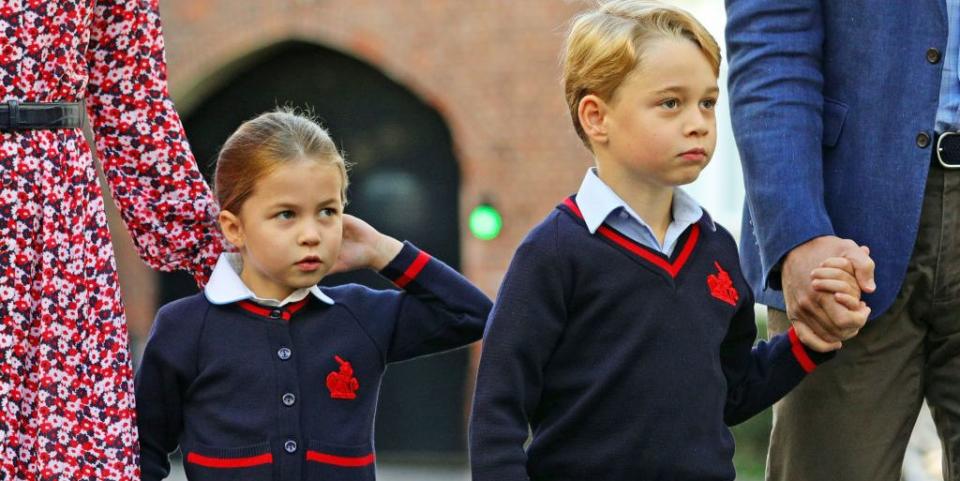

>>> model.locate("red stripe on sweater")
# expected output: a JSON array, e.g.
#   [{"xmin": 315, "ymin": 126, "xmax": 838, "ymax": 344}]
[{"xmin": 788, "ymin": 326, "xmax": 818, "ymax": 373}]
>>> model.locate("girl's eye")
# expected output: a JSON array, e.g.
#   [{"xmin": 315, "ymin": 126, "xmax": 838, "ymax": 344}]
[
  {"xmin": 701, "ymin": 98, "xmax": 717, "ymax": 110},
  {"xmin": 661, "ymin": 98, "xmax": 680, "ymax": 109},
  {"xmin": 275, "ymin": 210, "xmax": 295, "ymax": 220},
  {"xmin": 319, "ymin": 208, "xmax": 338, "ymax": 218}
]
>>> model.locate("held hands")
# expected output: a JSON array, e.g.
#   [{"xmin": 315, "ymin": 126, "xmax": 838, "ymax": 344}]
[
  {"xmin": 328, "ymin": 214, "xmax": 403, "ymax": 275},
  {"xmin": 783, "ymin": 236, "xmax": 875, "ymax": 352}
]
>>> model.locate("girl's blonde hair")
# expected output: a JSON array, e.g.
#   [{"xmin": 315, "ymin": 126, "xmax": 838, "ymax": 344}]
[
  {"xmin": 562, "ymin": 0, "xmax": 721, "ymax": 147},
  {"xmin": 214, "ymin": 108, "xmax": 349, "ymax": 214}
]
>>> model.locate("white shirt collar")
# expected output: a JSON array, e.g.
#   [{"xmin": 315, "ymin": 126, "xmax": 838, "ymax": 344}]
[
  {"xmin": 204, "ymin": 253, "xmax": 334, "ymax": 306},
  {"xmin": 576, "ymin": 167, "xmax": 703, "ymax": 234}
]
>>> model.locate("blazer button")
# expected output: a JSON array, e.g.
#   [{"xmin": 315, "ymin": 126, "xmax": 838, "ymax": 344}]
[
  {"xmin": 917, "ymin": 132, "xmax": 931, "ymax": 148},
  {"xmin": 270, "ymin": 309, "xmax": 282, "ymax": 319},
  {"xmin": 282, "ymin": 393, "xmax": 296, "ymax": 406},
  {"xmin": 277, "ymin": 347, "xmax": 292, "ymax": 360},
  {"xmin": 284, "ymin": 440, "xmax": 298, "ymax": 453},
  {"xmin": 927, "ymin": 47, "xmax": 942, "ymax": 64}
]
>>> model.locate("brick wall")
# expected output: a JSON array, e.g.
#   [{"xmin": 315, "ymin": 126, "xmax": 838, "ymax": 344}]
[{"xmin": 113, "ymin": 0, "xmax": 603, "ymax": 340}]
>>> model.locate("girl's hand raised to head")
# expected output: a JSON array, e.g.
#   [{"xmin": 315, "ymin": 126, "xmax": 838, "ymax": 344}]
[{"xmin": 328, "ymin": 214, "xmax": 404, "ymax": 275}]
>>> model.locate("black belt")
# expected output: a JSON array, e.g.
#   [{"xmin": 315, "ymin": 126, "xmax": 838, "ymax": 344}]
[
  {"xmin": 0, "ymin": 100, "xmax": 84, "ymax": 132},
  {"xmin": 935, "ymin": 131, "xmax": 960, "ymax": 169}
]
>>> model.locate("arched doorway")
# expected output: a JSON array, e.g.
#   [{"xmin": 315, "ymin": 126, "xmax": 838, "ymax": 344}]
[{"xmin": 160, "ymin": 40, "xmax": 466, "ymax": 455}]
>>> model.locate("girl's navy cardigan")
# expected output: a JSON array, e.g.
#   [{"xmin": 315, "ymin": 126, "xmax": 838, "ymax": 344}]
[{"xmin": 136, "ymin": 242, "xmax": 492, "ymax": 481}]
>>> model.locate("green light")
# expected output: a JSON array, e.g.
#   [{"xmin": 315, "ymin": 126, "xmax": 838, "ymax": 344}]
[{"xmin": 469, "ymin": 204, "xmax": 502, "ymax": 240}]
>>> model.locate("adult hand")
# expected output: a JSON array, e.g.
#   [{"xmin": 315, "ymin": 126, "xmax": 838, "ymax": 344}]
[{"xmin": 781, "ymin": 236, "xmax": 875, "ymax": 346}]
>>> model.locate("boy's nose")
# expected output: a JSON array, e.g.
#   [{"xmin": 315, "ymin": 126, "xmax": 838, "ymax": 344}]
[{"xmin": 685, "ymin": 113, "xmax": 711, "ymax": 136}]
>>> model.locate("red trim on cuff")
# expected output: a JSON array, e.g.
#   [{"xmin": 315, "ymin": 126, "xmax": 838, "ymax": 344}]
[
  {"xmin": 788, "ymin": 326, "xmax": 818, "ymax": 374},
  {"xmin": 305, "ymin": 450, "xmax": 375, "ymax": 467},
  {"xmin": 393, "ymin": 251, "xmax": 431, "ymax": 288},
  {"xmin": 186, "ymin": 452, "xmax": 273, "ymax": 468}
]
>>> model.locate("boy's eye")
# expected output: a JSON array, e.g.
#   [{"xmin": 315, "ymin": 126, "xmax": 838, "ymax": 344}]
[
  {"xmin": 700, "ymin": 98, "xmax": 717, "ymax": 110},
  {"xmin": 275, "ymin": 210, "xmax": 295, "ymax": 220},
  {"xmin": 319, "ymin": 208, "xmax": 339, "ymax": 218}
]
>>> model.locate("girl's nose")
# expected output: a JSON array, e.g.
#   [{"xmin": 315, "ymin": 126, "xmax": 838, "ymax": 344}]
[{"xmin": 299, "ymin": 225, "xmax": 321, "ymax": 246}]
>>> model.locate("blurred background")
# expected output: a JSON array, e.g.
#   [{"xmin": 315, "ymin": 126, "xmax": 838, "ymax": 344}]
[{"xmin": 98, "ymin": 0, "xmax": 942, "ymax": 479}]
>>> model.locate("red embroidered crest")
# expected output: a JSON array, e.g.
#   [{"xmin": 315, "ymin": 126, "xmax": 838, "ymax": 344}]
[
  {"xmin": 707, "ymin": 261, "xmax": 739, "ymax": 306},
  {"xmin": 326, "ymin": 355, "xmax": 360, "ymax": 400}
]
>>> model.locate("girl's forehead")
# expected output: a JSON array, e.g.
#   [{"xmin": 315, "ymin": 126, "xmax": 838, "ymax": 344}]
[{"xmin": 250, "ymin": 161, "xmax": 344, "ymax": 203}]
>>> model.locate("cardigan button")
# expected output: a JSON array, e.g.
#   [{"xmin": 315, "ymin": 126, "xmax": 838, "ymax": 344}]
[
  {"xmin": 270, "ymin": 309, "xmax": 282, "ymax": 319},
  {"xmin": 917, "ymin": 132, "xmax": 931, "ymax": 148},
  {"xmin": 277, "ymin": 347, "xmax": 292, "ymax": 360},
  {"xmin": 284, "ymin": 440, "xmax": 298, "ymax": 453},
  {"xmin": 927, "ymin": 47, "xmax": 942, "ymax": 64},
  {"xmin": 282, "ymin": 393, "xmax": 296, "ymax": 406}
]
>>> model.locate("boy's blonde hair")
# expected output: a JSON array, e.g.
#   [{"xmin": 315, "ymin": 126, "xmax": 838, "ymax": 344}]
[
  {"xmin": 214, "ymin": 108, "xmax": 349, "ymax": 214},
  {"xmin": 562, "ymin": 0, "xmax": 721, "ymax": 147}
]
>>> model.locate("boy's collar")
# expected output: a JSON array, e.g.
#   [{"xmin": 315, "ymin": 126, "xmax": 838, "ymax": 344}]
[
  {"xmin": 204, "ymin": 253, "xmax": 335, "ymax": 306},
  {"xmin": 576, "ymin": 168, "xmax": 705, "ymax": 233}
]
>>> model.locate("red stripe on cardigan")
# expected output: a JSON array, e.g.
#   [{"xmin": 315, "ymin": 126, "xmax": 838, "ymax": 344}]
[
  {"xmin": 393, "ymin": 251, "xmax": 431, "ymax": 288},
  {"xmin": 186, "ymin": 452, "xmax": 273, "ymax": 468},
  {"xmin": 237, "ymin": 298, "xmax": 309, "ymax": 321},
  {"xmin": 305, "ymin": 450, "xmax": 376, "ymax": 467}
]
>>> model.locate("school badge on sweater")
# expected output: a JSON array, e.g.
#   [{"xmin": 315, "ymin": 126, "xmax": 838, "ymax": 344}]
[
  {"xmin": 326, "ymin": 355, "xmax": 360, "ymax": 399},
  {"xmin": 707, "ymin": 261, "xmax": 739, "ymax": 306}
]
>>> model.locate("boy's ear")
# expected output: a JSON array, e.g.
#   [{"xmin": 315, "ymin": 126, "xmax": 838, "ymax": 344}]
[
  {"xmin": 218, "ymin": 210, "xmax": 245, "ymax": 249},
  {"xmin": 578, "ymin": 94, "xmax": 608, "ymax": 145}
]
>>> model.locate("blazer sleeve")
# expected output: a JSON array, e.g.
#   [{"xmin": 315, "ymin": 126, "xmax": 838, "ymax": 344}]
[
  {"xmin": 725, "ymin": 0, "xmax": 834, "ymax": 288},
  {"xmin": 85, "ymin": 0, "xmax": 225, "ymax": 285}
]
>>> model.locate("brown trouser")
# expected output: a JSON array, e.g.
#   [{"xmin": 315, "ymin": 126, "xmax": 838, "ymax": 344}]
[{"xmin": 766, "ymin": 163, "xmax": 960, "ymax": 481}]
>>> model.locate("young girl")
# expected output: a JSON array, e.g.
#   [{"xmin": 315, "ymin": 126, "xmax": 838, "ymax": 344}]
[{"xmin": 135, "ymin": 109, "xmax": 492, "ymax": 481}]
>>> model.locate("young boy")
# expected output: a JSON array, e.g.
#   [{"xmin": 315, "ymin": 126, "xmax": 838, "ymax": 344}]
[{"xmin": 468, "ymin": 2, "xmax": 871, "ymax": 480}]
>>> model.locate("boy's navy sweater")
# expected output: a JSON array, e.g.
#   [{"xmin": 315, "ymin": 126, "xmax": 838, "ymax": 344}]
[
  {"xmin": 136, "ymin": 242, "xmax": 492, "ymax": 481},
  {"xmin": 469, "ymin": 198, "xmax": 833, "ymax": 481}
]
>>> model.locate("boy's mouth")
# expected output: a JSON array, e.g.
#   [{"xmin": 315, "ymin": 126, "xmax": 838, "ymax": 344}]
[{"xmin": 678, "ymin": 148, "xmax": 708, "ymax": 161}]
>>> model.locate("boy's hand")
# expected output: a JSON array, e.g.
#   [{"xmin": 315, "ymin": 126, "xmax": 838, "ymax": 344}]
[
  {"xmin": 328, "ymin": 214, "xmax": 403, "ymax": 274},
  {"xmin": 811, "ymin": 256, "xmax": 871, "ymax": 315},
  {"xmin": 782, "ymin": 240, "xmax": 874, "ymax": 344},
  {"xmin": 794, "ymin": 256, "xmax": 871, "ymax": 352},
  {"xmin": 792, "ymin": 320, "xmax": 841, "ymax": 352}
]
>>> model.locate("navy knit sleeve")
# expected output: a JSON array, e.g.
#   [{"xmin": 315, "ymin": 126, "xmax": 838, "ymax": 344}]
[
  {"xmin": 721, "ymin": 294, "xmax": 835, "ymax": 425},
  {"xmin": 469, "ymin": 218, "xmax": 568, "ymax": 481},
  {"xmin": 135, "ymin": 297, "xmax": 205, "ymax": 481},
  {"xmin": 377, "ymin": 241, "xmax": 492, "ymax": 363}
]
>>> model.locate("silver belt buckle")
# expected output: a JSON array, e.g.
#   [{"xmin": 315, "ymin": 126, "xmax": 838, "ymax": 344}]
[{"xmin": 936, "ymin": 131, "xmax": 960, "ymax": 169}]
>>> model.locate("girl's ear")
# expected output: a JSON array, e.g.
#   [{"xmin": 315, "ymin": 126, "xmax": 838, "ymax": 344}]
[
  {"xmin": 578, "ymin": 93, "xmax": 610, "ymax": 146},
  {"xmin": 218, "ymin": 210, "xmax": 245, "ymax": 249}
]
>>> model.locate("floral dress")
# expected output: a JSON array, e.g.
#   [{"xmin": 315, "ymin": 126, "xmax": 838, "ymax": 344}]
[{"xmin": 0, "ymin": 1, "xmax": 224, "ymax": 480}]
